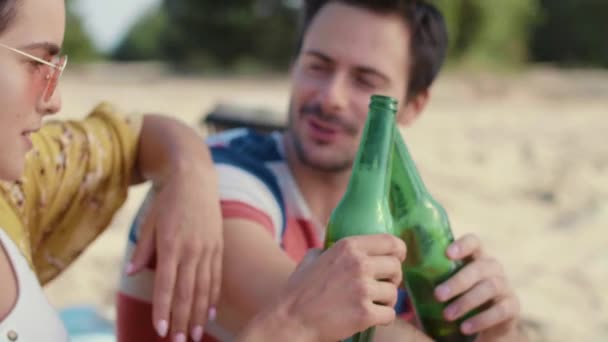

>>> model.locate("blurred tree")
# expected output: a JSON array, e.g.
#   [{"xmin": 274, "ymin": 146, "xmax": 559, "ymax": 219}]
[
  {"xmin": 160, "ymin": 0, "xmax": 299, "ymax": 72},
  {"xmin": 431, "ymin": 0, "xmax": 540, "ymax": 67},
  {"xmin": 113, "ymin": 6, "xmax": 168, "ymax": 61},
  {"xmin": 465, "ymin": 0, "xmax": 540, "ymax": 66},
  {"xmin": 62, "ymin": 0, "xmax": 98, "ymax": 62},
  {"xmin": 531, "ymin": 0, "xmax": 608, "ymax": 68},
  {"xmin": 111, "ymin": 0, "xmax": 608, "ymax": 71}
]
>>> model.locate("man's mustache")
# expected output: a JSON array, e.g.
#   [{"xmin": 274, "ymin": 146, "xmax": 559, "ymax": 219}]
[{"xmin": 300, "ymin": 103, "xmax": 359, "ymax": 136}]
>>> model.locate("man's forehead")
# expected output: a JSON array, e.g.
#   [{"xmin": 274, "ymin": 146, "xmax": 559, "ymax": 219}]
[{"xmin": 301, "ymin": 2, "xmax": 411, "ymax": 77}]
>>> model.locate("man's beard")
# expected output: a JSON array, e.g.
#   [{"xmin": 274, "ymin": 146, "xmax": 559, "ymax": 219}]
[
  {"xmin": 292, "ymin": 133, "xmax": 354, "ymax": 172},
  {"xmin": 288, "ymin": 101, "xmax": 359, "ymax": 173}
]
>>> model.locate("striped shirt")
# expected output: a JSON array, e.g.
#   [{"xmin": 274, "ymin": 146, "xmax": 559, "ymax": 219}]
[{"xmin": 117, "ymin": 128, "xmax": 412, "ymax": 341}]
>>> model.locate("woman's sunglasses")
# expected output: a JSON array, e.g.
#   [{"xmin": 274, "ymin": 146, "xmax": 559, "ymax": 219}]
[{"xmin": 0, "ymin": 42, "xmax": 67, "ymax": 102}]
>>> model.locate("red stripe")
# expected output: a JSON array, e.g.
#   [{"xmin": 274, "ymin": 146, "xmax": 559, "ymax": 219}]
[
  {"xmin": 399, "ymin": 310, "xmax": 416, "ymax": 322},
  {"xmin": 282, "ymin": 218, "xmax": 322, "ymax": 262},
  {"xmin": 116, "ymin": 293, "xmax": 218, "ymax": 342},
  {"xmin": 140, "ymin": 201, "xmax": 275, "ymax": 272},
  {"xmin": 221, "ymin": 200, "xmax": 275, "ymax": 237},
  {"xmin": 398, "ymin": 295, "xmax": 415, "ymax": 322}
]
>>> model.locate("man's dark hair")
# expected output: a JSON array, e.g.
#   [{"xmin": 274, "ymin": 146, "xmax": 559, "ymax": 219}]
[
  {"xmin": 298, "ymin": 0, "xmax": 448, "ymax": 101},
  {"xmin": 0, "ymin": 0, "xmax": 18, "ymax": 34}
]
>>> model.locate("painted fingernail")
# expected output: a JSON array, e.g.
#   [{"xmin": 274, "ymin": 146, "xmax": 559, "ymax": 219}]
[
  {"xmin": 156, "ymin": 320, "xmax": 168, "ymax": 338},
  {"xmin": 125, "ymin": 262, "xmax": 135, "ymax": 275},
  {"xmin": 174, "ymin": 333, "xmax": 186, "ymax": 342},
  {"xmin": 208, "ymin": 307, "xmax": 217, "ymax": 321},
  {"xmin": 461, "ymin": 322, "xmax": 473, "ymax": 334},
  {"xmin": 191, "ymin": 326, "xmax": 204, "ymax": 341},
  {"xmin": 435, "ymin": 285, "xmax": 450, "ymax": 300}
]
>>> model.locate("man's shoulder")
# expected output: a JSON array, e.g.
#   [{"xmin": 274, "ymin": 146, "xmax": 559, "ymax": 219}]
[
  {"xmin": 207, "ymin": 128, "xmax": 284, "ymax": 165},
  {"xmin": 207, "ymin": 128, "xmax": 287, "ymax": 212},
  {"xmin": 207, "ymin": 128, "xmax": 287, "ymax": 187},
  {"xmin": 207, "ymin": 129, "xmax": 288, "ymax": 235}
]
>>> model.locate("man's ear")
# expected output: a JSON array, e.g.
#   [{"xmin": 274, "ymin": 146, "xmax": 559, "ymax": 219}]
[
  {"xmin": 288, "ymin": 55, "xmax": 299, "ymax": 75},
  {"xmin": 397, "ymin": 89, "xmax": 430, "ymax": 127}
]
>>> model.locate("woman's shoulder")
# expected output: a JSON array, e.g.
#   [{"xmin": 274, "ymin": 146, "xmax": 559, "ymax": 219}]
[
  {"xmin": 0, "ymin": 228, "xmax": 18, "ymax": 322},
  {"xmin": 0, "ymin": 229, "xmax": 69, "ymax": 341}
]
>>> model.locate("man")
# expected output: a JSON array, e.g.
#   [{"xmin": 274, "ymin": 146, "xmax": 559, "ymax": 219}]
[{"xmin": 119, "ymin": 1, "xmax": 524, "ymax": 341}]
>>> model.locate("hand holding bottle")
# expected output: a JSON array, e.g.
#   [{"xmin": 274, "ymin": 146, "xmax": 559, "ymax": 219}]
[
  {"xmin": 238, "ymin": 234, "xmax": 406, "ymax": 342},
  {"xmin": 434, "ymin": 234, "xmax": 524, "ymax": 341}
]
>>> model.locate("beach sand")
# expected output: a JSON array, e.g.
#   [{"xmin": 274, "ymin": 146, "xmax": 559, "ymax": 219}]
[{"xmin": 44, "ymin": 64, "xmax": 607, "ymax": 341}]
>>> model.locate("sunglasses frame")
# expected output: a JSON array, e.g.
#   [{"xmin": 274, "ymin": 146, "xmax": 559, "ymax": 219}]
[{"xmin": 0, "ymin": 42, "xmax": 68, "ymax": 101}]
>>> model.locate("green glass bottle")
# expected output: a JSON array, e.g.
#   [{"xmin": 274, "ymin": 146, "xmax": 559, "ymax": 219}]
[
  {"xmin": 324, "ymin": 95, "xmax": 397, "ymax": 342},
  {"xmin": 390, "ymin": 133, "xmax": 476, "ymax": 342}
]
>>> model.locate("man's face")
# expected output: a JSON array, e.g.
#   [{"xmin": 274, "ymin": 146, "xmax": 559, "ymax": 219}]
[{"xmin": 287, "ymin": 2, "xmax": 411, "ymax": 172}]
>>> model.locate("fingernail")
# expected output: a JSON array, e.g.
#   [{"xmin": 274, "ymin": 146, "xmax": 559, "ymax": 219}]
[
  {"xmin": 461, "ymin": 322, "xmax": 473, "ymax": 334},
  {"xmin": 174, "ymin": 333, "xmax": 186, "ymax": 342},
  {"xmin": 208, "ymin": 307, "xmax": 217, "ymax": 321},
  {"xmin": 448, "ymin": 245, "xmax": 460, "ymax": 258},
  {"xmin": 191, "ymin": 326, "xmax": 204, "ymax": 341},
  {"xmin": 435, "ymin": 285, "xmax": 451, "ymax": 301},
  {"xmin": 125, "ymin": 262, "xmax": 135, "ymax": 275},
  {"xmin": 155, "ymin": 320, "xmax": 168, "ymax": 338},
  {"xmin": 444, "ymin": 305, "xmax": 458, "ymax": 320}
]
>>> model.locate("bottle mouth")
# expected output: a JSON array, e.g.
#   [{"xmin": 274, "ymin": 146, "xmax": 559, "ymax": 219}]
[{"xmin": 370, "ymin": 94, "xmax": 399, "ymax": 113}]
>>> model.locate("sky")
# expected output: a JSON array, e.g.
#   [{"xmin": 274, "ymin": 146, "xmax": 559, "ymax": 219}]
[{"xmin": 73, "ymin": 0, "xmax": 161, "ymax": 52}]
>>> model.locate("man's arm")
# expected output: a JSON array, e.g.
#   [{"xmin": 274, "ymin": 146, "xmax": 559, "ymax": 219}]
[
  {"xmin": 374, "ymin": 320, "xmax": 432, "ymax": 342},
  {"xmin": 215, "ymin": 218, "xmax": 415, "ymax": 341},
  {"xmin": 214, "ymin": 218, "xmax": 296, "ymax": 334},
  {"xmin": 236, "ymin": 302, "xmax": 313, "ymax": 342}
]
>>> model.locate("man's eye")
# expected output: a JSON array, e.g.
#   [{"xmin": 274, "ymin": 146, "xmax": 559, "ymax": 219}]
[
  {"xmin": 356, "ymin": 76, "xmax": 377, "ymax": 89},
  {"xmin": 309, "ymin": 63, "xmax": 327, "ymax": 72}
]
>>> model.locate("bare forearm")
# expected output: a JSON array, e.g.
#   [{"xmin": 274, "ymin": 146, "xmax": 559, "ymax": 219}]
[
  {"xmin": 133, "ymin": 114, "xmax": 216, "ymax": 185},
  {"xmin": 476, "ymin": 321, "xmax": 529, "ymax": 342},
  {"xmin": 495, "ymin": 330, "xmax": 529, "ymax": 342},
  {"xmin": 374, "ymin": 320, "xmax": 433, "ymax": 342},
  {"xmin": 236, "ymin": 301, "xmax": 315, "ymax": 342},
  {"xmin": 216, "ymin": 219, "xmax": 297, "ymax": 334}
]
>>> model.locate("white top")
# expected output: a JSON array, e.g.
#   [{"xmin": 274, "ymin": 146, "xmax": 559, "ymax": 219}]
[{"xmin": 0, "ymin": 228, "xmax": 69, "ymax": 341}]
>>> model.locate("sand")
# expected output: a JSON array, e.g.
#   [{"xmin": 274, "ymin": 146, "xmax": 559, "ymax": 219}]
[{"xmin": 43, "ymin": 63, "xmax": 608, "ymax": 341}]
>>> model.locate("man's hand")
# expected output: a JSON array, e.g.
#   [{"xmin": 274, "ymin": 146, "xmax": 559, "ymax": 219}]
[
  {"xmin": 276, "ymin": 234, "xmax": 406, "ymax": 342},
  {"xmin": 127, "ymin": 165, "xmax": 223, "ymax": 342},
  {"xmin": 434, "ymin": 234, "xmax": 523, "ymax": 341}
]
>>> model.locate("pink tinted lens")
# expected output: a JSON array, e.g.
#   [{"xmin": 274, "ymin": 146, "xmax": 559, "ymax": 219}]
[{"xmin": 43, "ymin": 55, "xmax": 67, "ymax": 102}]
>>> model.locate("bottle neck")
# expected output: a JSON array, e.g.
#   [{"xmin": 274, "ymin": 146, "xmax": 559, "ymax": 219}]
[
  {"xmin": 346, "ymin": 109, "xmax": 395, "ymax": 200},
  {"xmin": 389, "ymin": 133, "xmax": 429, "ymax": 216}
]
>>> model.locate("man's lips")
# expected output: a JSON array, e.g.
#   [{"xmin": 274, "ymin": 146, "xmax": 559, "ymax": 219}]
[{"xmin": 306, "ymin": 116, "xmax": 341, "ymax": 142}]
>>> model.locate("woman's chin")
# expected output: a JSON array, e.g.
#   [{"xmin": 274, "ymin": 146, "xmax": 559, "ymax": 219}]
[{"xmin": 0, "ymin": 157, "xmax": 26, "ymax": 182}]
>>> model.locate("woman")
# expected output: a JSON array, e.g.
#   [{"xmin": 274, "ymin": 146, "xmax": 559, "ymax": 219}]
[
  {"xmin": 0, "ymin": 0, "xmax": 405, "ymax": 341},
  {"xmin": 0, "ymin": 0, "xmax": 224, "ymax": 341}
]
